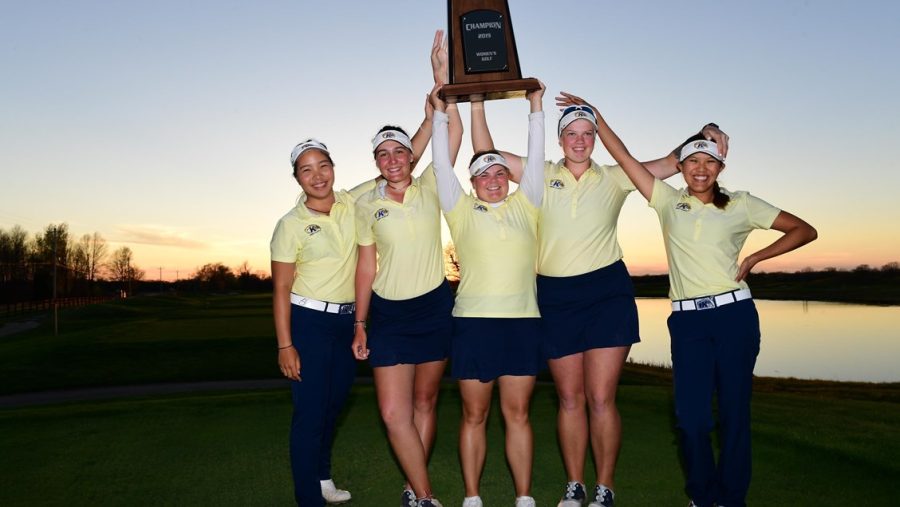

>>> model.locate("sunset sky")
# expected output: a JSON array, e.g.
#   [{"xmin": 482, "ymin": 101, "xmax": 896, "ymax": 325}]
[{"xmin": 2, "ymin": 1, "xmax": 898, "ymax": 280}]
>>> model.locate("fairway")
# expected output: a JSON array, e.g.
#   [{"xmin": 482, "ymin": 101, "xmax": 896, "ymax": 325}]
[
  {"xmin": 2, "ymin": 294, "xmax": 898, "ymax": 506},
  {"xmin": 2, "ymin": 383, "xmax": 898, "ymax": 506}
]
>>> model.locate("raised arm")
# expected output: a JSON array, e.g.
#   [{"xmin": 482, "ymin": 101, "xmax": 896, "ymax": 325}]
[
  {"xmin": 471, "ymin": 100, "xmax": 526, "ymax": 182},
  {"xmin": 735, "ymin": 211, "xmax": 817, "ymax": 281},
  {"xmin": 556, "ymin": 91, "xmax": 730, "ymax": 180},
  {"xmin": 430, "ymin": 83, "xmax": 464, "ymax": 212},
  {"xmin": 519, "ymin": 82, "xmax": 546, "ymax": 207},
  {"xmin": 411, "ymin": 30, "xmax": 464, "ymax": 168},
  {"xmin": 591, "ymin": 106, "xmax": 656, "ymax": 201}
]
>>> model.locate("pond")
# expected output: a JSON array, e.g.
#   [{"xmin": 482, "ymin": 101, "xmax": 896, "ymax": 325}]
[{"xmin": 628, "ymin": 299, "xmax": 900, "ymax": 383}]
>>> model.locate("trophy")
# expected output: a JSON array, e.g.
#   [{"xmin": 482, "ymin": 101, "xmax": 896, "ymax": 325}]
[{"xmin": 439, "ymin": 0, "xmax": 541, "ymax": 102}]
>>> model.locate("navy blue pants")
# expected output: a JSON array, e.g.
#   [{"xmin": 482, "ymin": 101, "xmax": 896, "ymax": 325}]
[
  {"xmin": 289, "ymin": 305, "xmax": 355, "ymax": 506},
  {"xmin": 668, "ymin": 299, "xmax": 760, "ymax": 507}
]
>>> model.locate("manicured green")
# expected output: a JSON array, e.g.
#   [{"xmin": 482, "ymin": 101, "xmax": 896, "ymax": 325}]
[
  {"xmin": 2, "ymin": 293, "xmax": 898, "ymax": 506},
  {"xmin": 0, "ymin": 294, "xmax": 280, "ymax": 395},
  {"xmin": 2, "ymin": 384, "xmax": 898, "ymax": 506}
]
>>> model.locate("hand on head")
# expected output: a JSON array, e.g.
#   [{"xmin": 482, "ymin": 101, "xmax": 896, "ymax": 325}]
[
  {"xmin": 701, "ymin": 124, "xmax": 730, "ymax": 159},
  {"xmin": 556, "ymin": 91, "xmax": 599, "ymax": 117}
]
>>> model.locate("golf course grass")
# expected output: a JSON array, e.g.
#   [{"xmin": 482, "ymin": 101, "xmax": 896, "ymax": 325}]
[{"xmin": 1, "ymin": 293, "xmax": 898, "ymax": 505}]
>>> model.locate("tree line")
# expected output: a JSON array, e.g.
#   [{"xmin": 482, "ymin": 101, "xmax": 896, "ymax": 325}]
[{"xmin": 0, "ymin": 223, "xmax": 270, "ymax": 303}]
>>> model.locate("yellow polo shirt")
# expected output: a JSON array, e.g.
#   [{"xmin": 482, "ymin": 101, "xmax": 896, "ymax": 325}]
[
  {"xmin": 354, "ymin": 165, "xmax": 445, "ymax": 300},
  {"xmin": 347, "ymin": 178, "xmax": 377, "ymax": 201},
  {"xmin": 533, "ymin": 159, "xmax": 635, "ymax": 276},
  {"xmin": 649, "ymin": 179, "xmax": 781, "ymax": 300},
  {"xmin": 270, "ymin": 190, "xmax": 358, "ymax": 303},
  {"xmin": 444, "ymin": 191, "xmax": 540, "ymax": 318}
]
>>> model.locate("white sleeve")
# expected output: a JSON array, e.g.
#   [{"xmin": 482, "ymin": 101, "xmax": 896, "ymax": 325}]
[
  {"xmin": 518, "ymin": 111, "xmax": 545, "ymax": 207},
  {"xmin": 432, "ymin": 111, "xmax": 464, "ymax": 212}
]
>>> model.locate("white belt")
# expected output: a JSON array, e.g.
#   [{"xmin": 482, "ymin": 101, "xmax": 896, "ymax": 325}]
[
  {"xmin": 671, "ymin": 289, "xmax": 752, "ymax": 312},
  {"xmin": 290, "ymin": 293, "xmax": 355, "ymax": 314}
]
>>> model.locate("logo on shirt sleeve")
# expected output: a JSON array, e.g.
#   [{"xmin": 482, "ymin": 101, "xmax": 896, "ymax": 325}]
[
  {"xmin": 549, "ymin": 179, "xmax": 565, "ymax": 189},
  {"xmin": 305, "ymin": 224, "xmax": 322, "ymax": 235},
  {"xmin": 675, "ymin": 202, "xmax": 691, "ymax": 212},
  {"xmin": 473, "ymin": 203, "xmax": 488, "ymax": 213},
  {"xmin": 374, "ymin": 208, "xmax": 390, "ymax": 221}
]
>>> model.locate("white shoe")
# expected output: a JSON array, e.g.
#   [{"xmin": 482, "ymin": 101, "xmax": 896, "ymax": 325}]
[
  {"xmin": 320, "ymin": 479, "xmax": 351, "ymax": 504},
  {"xmin": 515, "ymin": 496, "xmax": 536, "ymax": 507},
  {"xmin": 462, "ymin": 496, "xmax": 483, "ymax": 507}
]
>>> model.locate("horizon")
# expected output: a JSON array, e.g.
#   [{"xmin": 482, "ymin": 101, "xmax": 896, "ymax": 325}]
[{"xmin": 3, "ymin": 1, "xmax": 899, "ymax": 280}]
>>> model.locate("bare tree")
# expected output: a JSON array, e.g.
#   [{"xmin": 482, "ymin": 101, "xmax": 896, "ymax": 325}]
[
  {"xmin": 77, "ymin": 232, "xmax": 107, "ymax": 282},
  {"xmin": 108, "ymin": 246, "xmax": 144, "ymax": 292}
]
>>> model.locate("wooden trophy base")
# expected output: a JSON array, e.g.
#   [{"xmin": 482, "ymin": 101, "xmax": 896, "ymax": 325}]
[{"xmin": 440, "ymin": 77, "xmax": 540, "ymax": 103}]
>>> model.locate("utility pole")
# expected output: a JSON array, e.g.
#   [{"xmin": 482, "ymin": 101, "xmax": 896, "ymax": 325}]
[
  {"xmin": 52, "ymin": 233, "xmax": 58, "ymax": 336},
  {"xmin": 159, "ymin": 266, "xmax": 163, "ymax": 293}
]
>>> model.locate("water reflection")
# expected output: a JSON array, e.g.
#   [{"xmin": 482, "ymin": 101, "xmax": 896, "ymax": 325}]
[{"xmin": 629, "ymin": 299, "xmax": 900, "ymax": 383}]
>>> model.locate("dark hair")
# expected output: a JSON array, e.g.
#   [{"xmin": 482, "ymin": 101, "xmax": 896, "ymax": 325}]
[
  {"xmin": 377, "ymin": 125, "xmax": 409, "ymax": 137},
  {"xmin": 712, "ymin": 181, "xmax": 730, "ymax": 209},
  {"xmin": 292, "ymin": 150, "xmax": 334, "ymax": 177},
  {"xmin": 469, "ymin": 149, "xmax": 502, "ymax": 166}
]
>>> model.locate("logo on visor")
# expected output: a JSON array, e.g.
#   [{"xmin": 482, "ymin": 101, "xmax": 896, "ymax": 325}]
[
  {"xmin": 575, "ymin": 112, "xmax": 588, "ymax": 118},
  {"xmin": 693, "ymin": 141, "xmax": 709, "ymax": 149},
  {"xmin": 675, "ymin": 202, "xmax": 691, "ymax": 212},
  {"xmin": 473, "ymin": 204, "xmax": 488, "ymax": 213},
  {"xmin": 484, "ymin": 155, "xmax": 496, "ymax": 163},
  {"xmin": 549, "ymin": 179, "xmax": 565, "ymax": 189},
  {"xmin": 374, "ymin": 208, "xmax": 389, "ymax": 221},
  {"xmin": 305, "ymin": 224, "xmax": 322, "ymax": 235},
  {"xmin": 382, "ymin": 132, "xmax": 395, "ymax": 139}
]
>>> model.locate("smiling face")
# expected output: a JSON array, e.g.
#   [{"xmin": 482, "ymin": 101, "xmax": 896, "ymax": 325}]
[
  {"xmin": 559, "ymin": 118, "xmax": 596, "ymax": 165},
  {"xmin": 374, "ymin": 140, "xmax": 414, "ymax": 185},
  {"xmin": 293, "ymin": 149, "xmax": 335, "ymax": 201},
  {"xmin": 678, "ymin": 152, "xmax": 725, "ymax": 200},
  {"xmin": 472, "ymin": 165, "xmax": 510, "ymax": 203}
]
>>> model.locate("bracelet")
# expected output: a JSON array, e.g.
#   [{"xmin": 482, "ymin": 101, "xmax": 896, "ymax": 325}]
[
  {"xmin": 354, "ymin": 320, "xmax": 366, "ymax": 327},
  {"xmin": 278, "ymin": 344, "xmax": 293, "ymax": 350}
]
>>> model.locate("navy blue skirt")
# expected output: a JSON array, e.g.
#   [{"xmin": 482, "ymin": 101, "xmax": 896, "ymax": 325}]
[
  {"xmin": 537, "ymin": 260, "xmax": 640, "ymax": 360},
  {"xmin": 368, "ymin": 280, "xmax": 453, "ymax": 367},
  {"xmin": 451, "ymin": 317, "xmax": 542, "ymax": 382}
]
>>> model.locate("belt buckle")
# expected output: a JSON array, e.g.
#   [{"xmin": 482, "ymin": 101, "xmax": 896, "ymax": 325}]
[
  {"xmin": 695, "ymin": 296, "xmax": 716, "ymax": 310},
  {"xmin": 338, "ymin": 304, "xmax": 354, "ymax": 315}
]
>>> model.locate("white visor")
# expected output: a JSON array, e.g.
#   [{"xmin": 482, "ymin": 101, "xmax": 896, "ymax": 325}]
[
  {"xmin": 372, "ymin": 129, "xmax": 413, "ymax": 153},
  {"xmin": 558, "ymin": 106, "xmax": 598, "ymax": 137},
  {"xmin": 679, "ymin": 140, "xmax": 724, "ymax": 162},
  {"xmin": 469, "ymin": 152, "xmax": 510, "ymax": 177},
  {"xmin": 290, "ymin": 139, "xmax": 329, "ymax": 167}
]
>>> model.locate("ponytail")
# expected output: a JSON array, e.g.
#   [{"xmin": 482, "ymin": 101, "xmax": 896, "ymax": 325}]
[{"xmin": 712, "ymin": 181, "xmax": 730, "ymax": 209}]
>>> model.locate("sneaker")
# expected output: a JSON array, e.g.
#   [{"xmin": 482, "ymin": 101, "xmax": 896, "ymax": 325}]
[
  {"xmin": 515, "ymin": 496, "xmax": 536, "ymax": 507},
  {"xmin": 417, "ymin": 499, "xmax": 444, "ymax": 507},
  {"xmin": 588, "ymin": 484, "xmax": 614, "ymax": 507},
  {"xmin": 401, "ymin": 488, "xmax": 416, "ymax": 507},
  {"xmin": 462, "ymin": 496, "xmax": 483, "ymax": 507},
  {"xmin": 320, "ymin": 479, "xmax": 351, "ymax": 504},
  {"xmin": 558, "ymin": 481, "xmax": 587, "ymax": 507}
]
